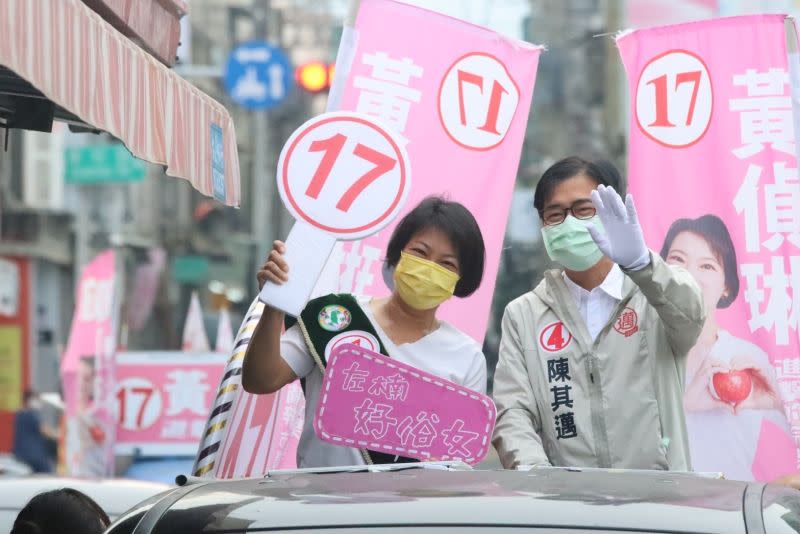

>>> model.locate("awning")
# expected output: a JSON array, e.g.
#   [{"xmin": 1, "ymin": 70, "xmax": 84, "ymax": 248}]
[{"xmin": 0, "ymin": 0, "xmax": 240, "ymax": 207}]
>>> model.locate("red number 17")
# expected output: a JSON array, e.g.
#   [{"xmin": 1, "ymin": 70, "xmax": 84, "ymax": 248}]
[
  {"xmin": 457, "ymin": 70, "xmax": 508, "ymax": 135},
  {"xmin": 116, "ymin": 386, "xmax": 154, "ymax": 428},
  {"xmin": 305, "ymin": 133, "xmax": 397, "ymax": 212},
  {"xmin": 647, "ymin": 70, "xmax": 702, "ymax": 127}
]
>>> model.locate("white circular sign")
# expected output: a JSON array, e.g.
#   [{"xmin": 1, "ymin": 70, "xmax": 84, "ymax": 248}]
[
  {"xmin": 115, "ymin": 377, "xmax": 162, "ymax": 431},
  {"xmin": 324, "ymin": 330, "xmax": 381, "ymax": 359},
  {"xmin": 438, "ymin": 52, "xmax": 520, "ymax": 151},
  {"xmin": 277, "ymin": 111, "xmax": 411, "ymax": 240},
  {"xmin": 635, "ymin": 49, "xmax": 713, "ymax": 148}
]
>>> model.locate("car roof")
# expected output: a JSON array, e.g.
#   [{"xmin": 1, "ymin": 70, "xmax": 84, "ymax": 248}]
[
  {"xmin": 127, "ymin": 467, "xmax": 756, "ymax": 533},
  {"xmin": 0, "ymin": 476, "xmax": 171, "ymax": 516}
]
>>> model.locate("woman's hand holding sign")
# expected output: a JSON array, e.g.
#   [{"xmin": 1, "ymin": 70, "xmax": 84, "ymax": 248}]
[
  {"xmin": 257, "ymin": 241, "xmax": 290, "ymax": 288},
  {"xmin": 588, "ymin": 185, "xmax": 650, "ymax": 271}
]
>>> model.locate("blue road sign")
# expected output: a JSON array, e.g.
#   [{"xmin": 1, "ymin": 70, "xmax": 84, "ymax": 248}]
[{"xmin": 223, "ymin": 41, "xmax": 293, "ymax": 110}]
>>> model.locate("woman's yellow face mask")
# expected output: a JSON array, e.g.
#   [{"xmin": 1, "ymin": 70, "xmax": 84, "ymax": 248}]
[{"xmin": 393, "ymin": 252, "xmax": 460, "ymax": 310}]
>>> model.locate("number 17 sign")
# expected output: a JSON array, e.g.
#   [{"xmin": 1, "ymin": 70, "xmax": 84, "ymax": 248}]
[{"xmin": 260, "ymin": 112, "xmax": 411, "ymax": 316}]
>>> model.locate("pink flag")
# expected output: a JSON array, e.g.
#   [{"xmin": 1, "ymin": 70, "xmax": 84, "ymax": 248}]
[
  {"xmin": 618, "ymin": 14, "xmax": 798, "ymax": 481},
  {"xmin": 192, "ymin": 298, "xmax": 305, "ymax": 477},
  {"xmin": 61, "ymin": 250, "xmax": 118, "ymax": 477},
  {"xmin": 182, "ymin": 291, "xmax": 210, "ymax": 352}
]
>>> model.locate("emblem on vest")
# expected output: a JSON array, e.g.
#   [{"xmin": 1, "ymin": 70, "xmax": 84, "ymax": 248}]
[
  {"xmin": 614, "ymin": 307, "xmax": 639, "ymax": 337},
  {"xmin": 539, "ymin": 321, "xmax": 573, "ymax": 352},
  {"xmin": 318, "ymin": 304, "xmax": 352, "ymax": 332},
  {"xmin": 324, "ymin": 330, "xmax": 380, "ymax": 359}
]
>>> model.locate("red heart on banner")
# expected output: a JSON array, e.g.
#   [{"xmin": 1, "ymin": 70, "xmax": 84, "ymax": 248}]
[{"xmin": 712, "ymin": 370, "xmax": 752, "ymax": 405}]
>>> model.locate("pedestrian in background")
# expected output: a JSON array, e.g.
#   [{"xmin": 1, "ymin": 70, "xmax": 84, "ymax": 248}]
[{"xmin": 13, "ymin": 390, "xmax": 58, "ymax": 473}]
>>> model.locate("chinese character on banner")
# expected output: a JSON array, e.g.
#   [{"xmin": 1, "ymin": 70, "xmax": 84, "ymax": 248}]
[
  {"xmin": 342, "ymin": 362, "xmax": 370, "ymax": 392},
  {"xmin": 397, "ymin": 411, "xmax": 440, "ymax": 448},
  {"xmin": 730, "ymin": 68, "xmax": 794, "ymax": 159},
  {"xmin": 354, "ymin": 51, "xmax": 423, "ymax": 146},
  {"xmin": 441, "ymin": 419, "xmax": 479, "ymax": 456},
  {"xmin": 368, "ymin": 373, "xmax": 409, "ymax": 401},
  {"xmin": 164, "ymin": 370, "xmax": 210, "ymax": 416},
  {"xmin": 353, "ymin": 398, "xmax": 397, "ymax": 439}
]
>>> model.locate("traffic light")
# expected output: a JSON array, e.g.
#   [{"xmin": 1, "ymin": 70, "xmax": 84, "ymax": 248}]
[{"xmin": 296, "ymin": 62, "xmax": 334, "ymax": 93}]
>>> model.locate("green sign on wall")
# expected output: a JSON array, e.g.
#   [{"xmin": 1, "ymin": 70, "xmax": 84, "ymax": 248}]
[{"xmin": 65, "ymin": 144, "xmax": 146, "ymax": 184}]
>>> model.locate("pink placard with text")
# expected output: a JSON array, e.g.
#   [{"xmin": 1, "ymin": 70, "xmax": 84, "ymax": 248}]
[{"xmin": 315, "ymin": 344, "xmax": 496, "ymax": 465}]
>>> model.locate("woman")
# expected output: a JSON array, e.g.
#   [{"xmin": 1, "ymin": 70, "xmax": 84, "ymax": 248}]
[
  {"xmin": 661, "ymin": 214, "xmax": 794, "ymax": 480},
  {"xmin": 243, "ymin": 197, "xmax": 487, "ymax": 468}
]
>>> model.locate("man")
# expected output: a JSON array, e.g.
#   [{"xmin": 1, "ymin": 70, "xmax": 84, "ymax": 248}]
[
  {"xmin": 13, "ymin": 390, "xmax": 58, "ymax": 473},
  {"xmin": 492, "ymin": 156, "xmax": 705, "ymax": 470}
]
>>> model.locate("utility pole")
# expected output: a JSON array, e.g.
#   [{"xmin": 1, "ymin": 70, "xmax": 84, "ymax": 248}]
[
  {"xmin": 603, "ymin": 0, "xmax": 626, "ymax": 174},
  {"xmin": 251, "ymin": 0, "xmax": 273, "ymax": 271}
]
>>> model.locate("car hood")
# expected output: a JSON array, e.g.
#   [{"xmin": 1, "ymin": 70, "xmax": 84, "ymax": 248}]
[{"xmin": 142, "ymin": 468, "xmax": 755, "ymax": 532}]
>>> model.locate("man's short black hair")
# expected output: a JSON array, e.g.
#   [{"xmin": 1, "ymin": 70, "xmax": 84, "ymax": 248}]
[
  {"xmin": 660, "ymin": 214, "xmax": 739, "ymax": 308},
  {"xmin": 385, "ymin": 196, "xmax": 485, "ymax": 298},
  {"xmin": 23, "ymin": 390, "xmax": 36, "ymax": 405},
  {"xmin": 533, "ymin": 156, "xmax": 620, "ymax": 216}
]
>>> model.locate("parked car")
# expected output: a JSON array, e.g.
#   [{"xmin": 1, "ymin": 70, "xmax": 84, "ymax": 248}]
[
  {"xmin": 0, "ymin": 454, "xmax": 32, "ymax": 477},
  {"xmin": 0, "ymin": 476, "xmax": 171, "ymax": 532},
  {"xmin": 106, "ymin": 463, "xmax": 800, "ymax": 533}
]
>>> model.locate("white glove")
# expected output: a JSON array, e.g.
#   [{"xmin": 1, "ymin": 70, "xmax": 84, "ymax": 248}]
[{"xmin": 587, "ymin": 185, "xmax": 650, "ymax": 271}]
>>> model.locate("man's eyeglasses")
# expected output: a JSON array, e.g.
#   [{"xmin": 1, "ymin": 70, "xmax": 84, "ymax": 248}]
[{"xmin": 541, "ymin": 200, "xmax": 597, "ymax": 226}]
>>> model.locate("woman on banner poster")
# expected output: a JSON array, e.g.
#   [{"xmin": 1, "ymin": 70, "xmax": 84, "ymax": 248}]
[
  {"xmin": 242, "ymin": 197, "xmax": 487, "ymax": 468},
  {"xmin": 661, "ymin": 215, "xmax": 796, "ymax": 481},
  {"xmin": 65, "ymin": 356, "xmax": 108, "ymax": 477}
]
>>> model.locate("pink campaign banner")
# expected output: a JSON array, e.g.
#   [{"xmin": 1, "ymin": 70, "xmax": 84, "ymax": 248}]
[
  {"xmin": 314, "ymin": 0, "xmax": 542, "ymax": 343},
  {"xmin": 213, "ymin": 379, "xmax": 305, "ymax": 477},
  {"xmin": 618, "ymin": 15, "xmax": 799, "ymax": 481},
  {"xmin": 316, "ymin": 344, "xmax": 495, "ymax": 464},
  {"xmin": 114, "ymin": 352, "xmax": 226, "ymax": 456},
  {"xmin": 61, "ymin": 250, "xmax": 117, "ymax": 477}
]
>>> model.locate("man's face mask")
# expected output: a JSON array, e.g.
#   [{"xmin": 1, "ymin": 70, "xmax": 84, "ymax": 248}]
[
  {"xmin": 393, "ymin": 251, "xmax": 460, "ymax": 310},
  {"xmin": 541, "ymin": 215, "xmax": 605, "ymax": 271}
]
